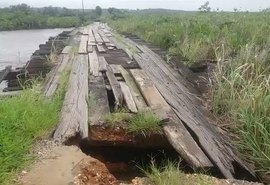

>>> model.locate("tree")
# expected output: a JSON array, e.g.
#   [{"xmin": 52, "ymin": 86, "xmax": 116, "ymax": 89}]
[
  {"xmin": 95, "ymin": 6, "xmax": 102, "ymax": 16},
  {"xmin": 199, "ymin": 1, "xmax": 211, "ymax": 12}
]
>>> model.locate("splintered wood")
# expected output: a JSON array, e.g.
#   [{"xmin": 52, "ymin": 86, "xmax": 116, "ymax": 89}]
[{"xmin": 53, "ymin": 54, "xmax": 88, "ymax": 143}]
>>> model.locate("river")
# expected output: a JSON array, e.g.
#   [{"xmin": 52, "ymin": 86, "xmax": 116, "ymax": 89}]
[{"xmin": 0, "ymin": 28, "xmax": 73, "ymax": 70}]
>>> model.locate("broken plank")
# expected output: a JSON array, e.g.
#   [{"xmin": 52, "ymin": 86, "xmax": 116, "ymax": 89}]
[
  {"xmin": 53, "ymin": 54, "xmax": 88, "ymax": 143},
  {"xmin": 98, "ymin": 56, "xmax": 107, "ymax": 72},
  {"xmin": 97, "ymin": 45, "xmax": 106, "ymax": 53},
  {"xmin": 118, "ymin": 66, "xmax": 147, "ymax": 111},
  {"xmin": 106, "ymin": 65, "xmax": 123, "ymax": 110},
  {"xmin": 119, "ymin": 82, "xmax": 138, "ymax": 113},
  {"xmin": 130, "ymin": 69, "xmax": 213, "ymax": 168},
  {"xmin": 88, "ymin": 51, "xmax": 99, "ymax": 77},
  {"xmin": 89, "ymin": 76, "xmax": 110, "ymax": 125},
  {"xmin": 78, "ymin": 35, "xmax": 88, "ymax": 54}
]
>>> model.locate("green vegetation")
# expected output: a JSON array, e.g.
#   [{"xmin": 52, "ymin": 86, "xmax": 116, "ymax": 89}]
[
  {"xmin": 144, "ymin": 161, "xmax": 214, "ymax": 185},
  {"xmin": 127, "ymin": 112, "xmax": 162, "ymax": 135},
  {"xmin": 108, "ymin": 11, "xmax": 270, "ymax": 175},
  {"xmin": 106, "ymin": 111, "xmax": 162, "ymax": 135},
  {"xmin": 0, "ymin": 69, "xmax": 70, "ymax": 184},
  {"xmin": 0, "ymin": 4, "xmax": 86, "ymax": 30}
]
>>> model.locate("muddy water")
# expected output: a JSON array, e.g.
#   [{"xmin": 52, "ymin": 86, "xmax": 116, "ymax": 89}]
[{"xmin": 0, "ymin": 28, "xmax": 72, "ymax": 70}]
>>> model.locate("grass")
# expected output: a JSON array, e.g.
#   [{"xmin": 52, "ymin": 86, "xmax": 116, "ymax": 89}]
[
  {"xmin": 127, "ymin": 112, "xmax": 162, "ymax": 135},
  {"xmin": 105, "ymin": 111, "xmax": 162, "ymax": 135},
  {"xmin": 143, "ymin": 161, "xmax": 215, "ymax": 185},
  {"xmin": 0, "ymin": 62, "xmax": 71, "ymax": 184},
  {"xmin": 107, "ymin": 11, "xmax": 270, "ymax": 176}
]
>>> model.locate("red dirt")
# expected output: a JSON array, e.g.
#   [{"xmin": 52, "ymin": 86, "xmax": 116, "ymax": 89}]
[{"xmin": 73, "ymin": 156, "xmax": 119, "ymax": 185}]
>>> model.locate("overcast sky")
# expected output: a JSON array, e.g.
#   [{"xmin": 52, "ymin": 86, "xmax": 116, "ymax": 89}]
[{"xmin": 0, "ymin": 0, "xmax": 270, "ymax": 11}]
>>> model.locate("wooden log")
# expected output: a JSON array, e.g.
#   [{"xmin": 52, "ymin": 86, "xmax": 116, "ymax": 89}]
[
  {"xmin": 88, "ymin": 51, "xmax": 100, "ymax": 77},
  {"xmin": 132, "ymin": 53, "xmax": 255, "ymax": 178},
  {"xmin": 118, "ymin": 66, "xmax": 147, "ymax": 111},
  {"xmin": 98, "ymin": 56, "xmax": 107, "ymax": 72},
  {"xmin": 106, "ymin": 65, "xmax": 123, "ymax": 110},
  {"xmin": 53, "ymin": 54, "xmax": 88, "ymax": 143},
  {"xmin": 0, "ymin": 66, "xmax": 12, "ymax": 83},
  {"xmin": 130, "ymin": 69, "xmax": 213, "ymax": 168},
  {"xmin": 78, "ymin": 35, "xmax": 88, "ymax": 54},
  {"xmin": 61, "ymin": 46, "xmax": 73, "ymax": 54},
  {"xmin": 119, "ymin": 82, "xmax": 138, "ymax": 113},
  {"xmin": 89, "ymin": 76, "xmax": 110, "ymax": 125},
  {"xmin": 88, "ymin": 28, "xmax": 96, "ymax": 43},
  {"xmin": 43, "ymin": 54, "xmax": 71, "ymax": 97},
  {"xmin": 97, "ymin": 45, "xmax": 106, "ymax": 53}
]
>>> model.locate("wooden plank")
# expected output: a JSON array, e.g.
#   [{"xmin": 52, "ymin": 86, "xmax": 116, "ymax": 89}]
[
  {"xmin": 130, "ymin": 69, "xmax": 170, "ymax": 112},
  {"xmin": 88, "ymin": 42, "xmax": 96, "ymax": 46},
  {"xmin": 119, "ymin": 82, "xmax": 138, "ymax": 113},
  {"xmin": 88, "ymin": 45, "xmax": 93, "ymax": 53},
  {"xmin": 97, "ymin": 45, "xmax": 106, "ymax": 53},
  {"xmin": 53, "ymin": 54, "xmax": 88, "ymax": 143},
  {"xmin": 88, "ymin": 51, "xmax": 99, "ymax": 77},
  {"xmin": 118, "ymin": 66, "xmax": 147, "ymax": 111},
  {"xmin": 0, "ymin": 66, "xmax": 12, "ymax": 83},
  {"xmin": 132, "ymin": 52, "xmax": 254, "ymax": 178},
  {"xmin": 109, "ymin": 64, "xmax": 121, "ymax": 74},
  {"xmin": 89, "ymin": 76, "xmax": 110, "ymax": 125},
  {"xmin": 130, "ymin": 69, "xmax": 213, "ymax": 168},
  {"xmin": 93, "ymin": 29, "xmax": 103, "ymax": 44},
  {"xmin": 83, "ymin": 27, "xmax": 88, "ymax": 35},
  {"xmin": 78, "ymin": 35, "xmax": 88, "ymax": 54},
  {"xmin": 106, "ymin": 65, "xmax": 123, "ymax": 110},
  {"xmin": 98, "ymin": 56, "xmax": 107, "ymax": 72},
  {"xmin": 43, "ymin": 54, "xmax": 71, "ymax": 97},
  {"xmin": 61, "ymin": 46, "xmax": 73, "ymax": 54},
  {"xmin": 88, "ymin": 28, "xmax": 96, "ymax": 43},
  {"xmin": 99, "ymin": 31, "xmax": 110, "ymax": 43}
]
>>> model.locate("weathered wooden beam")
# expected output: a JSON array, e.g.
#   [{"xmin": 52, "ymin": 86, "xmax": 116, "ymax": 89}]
[
  {"xmin": 53, "ymin": 54, "xmax": 88, "ymax": 143},
  {"xmin": 43, "ymin": 54, "xmax": 71, "ymax": 97},
  {"xmin": 89, "ymin": 76, "xmax": 110, "ymax": 125},
  {"xmin": 78, "ymin": 35, "xmax": 88, "ymax": 54},
  {"xmin": 119, "ymin": 82, "xmax": 138, "ymax": 113},
  {"xmin": 118, "ymin": 66, "xmax": 147, "ymax": 111},
  {"xmin": 97, "ymin": 45, "xmax": 106, "ymax": 53},
  {"xmin": 106, "ymin": 65, "xmax": 123, "ymax": 110},
  {"xmin": 88, "ymin": 51, "xmax": 100, "ymax": 77},
  {"xmin": 130, "ymin": 69, "xmax": 213, "ymax": 168},
  {"xmin": 132, "ymin": 52, "xmax": 255, "ymax": 178},
  {"xmin": 98, "ymin": 56, "xmax": 107, "ymax": 72}
]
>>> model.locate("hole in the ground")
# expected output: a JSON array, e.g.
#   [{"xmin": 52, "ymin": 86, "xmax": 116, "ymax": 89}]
[{"xmin": 79, "ymin": 139, "xmax": 183, "ymax": 182}]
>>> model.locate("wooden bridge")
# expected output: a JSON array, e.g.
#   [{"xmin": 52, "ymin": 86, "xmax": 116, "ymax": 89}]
[{"xmin": 1, "ymin": 23, "xmax": 256, "ymax": 180}]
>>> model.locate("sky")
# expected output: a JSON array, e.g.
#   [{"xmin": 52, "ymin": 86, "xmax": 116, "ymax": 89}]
[{"xmin": 0, "ymin": 0, "xmax": 270, "ymax": 12}]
